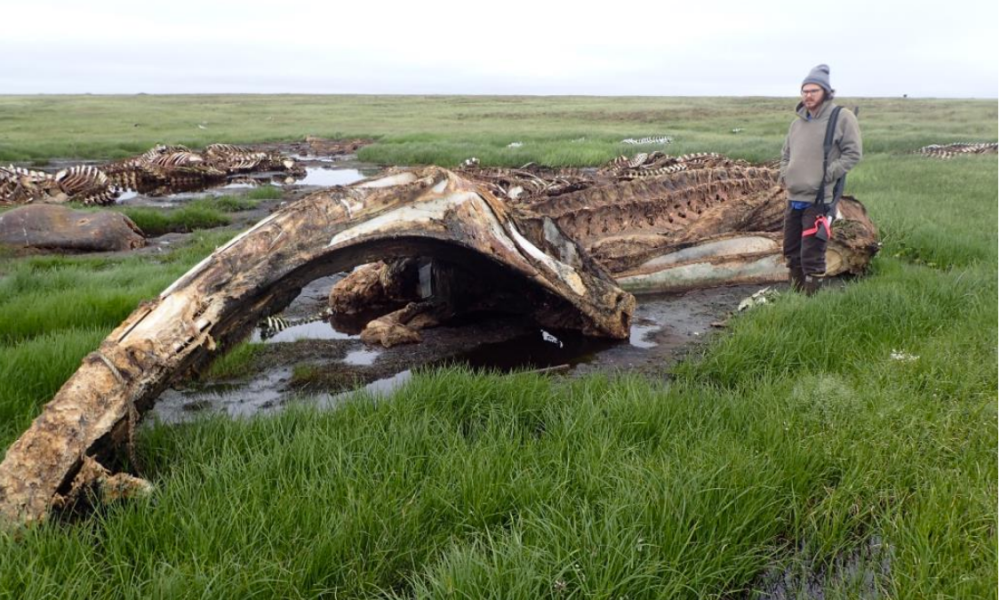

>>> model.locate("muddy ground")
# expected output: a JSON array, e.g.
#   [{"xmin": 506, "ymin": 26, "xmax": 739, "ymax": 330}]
[{"xmin": 152, "ymin": 273, "xmax": 775, "ymax": 424}]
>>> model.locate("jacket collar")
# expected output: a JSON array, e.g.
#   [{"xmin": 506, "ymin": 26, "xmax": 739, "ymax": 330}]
[{"xmin": 795, "ymin": 99, "xmax": 835, "ymax": 121}]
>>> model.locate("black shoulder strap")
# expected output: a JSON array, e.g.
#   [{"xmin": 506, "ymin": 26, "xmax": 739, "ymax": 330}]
[
  {"xmin": 816, "ymin": 106, "xmax": 843, "ymax": 208},
  {"xmin": 824, "ymin": 106, "xmax": 842, "ymax": 157}
]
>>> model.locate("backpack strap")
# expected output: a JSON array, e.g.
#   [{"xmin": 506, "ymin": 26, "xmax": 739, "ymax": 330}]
[{"xmin": 816, "ymin": 106, "xmax": 843, "ymax": 210}]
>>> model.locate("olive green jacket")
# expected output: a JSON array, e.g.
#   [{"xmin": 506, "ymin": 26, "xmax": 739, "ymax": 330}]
[{"xmin": 779, "ymin": 100, "xmax": 862, "ymax": 204}]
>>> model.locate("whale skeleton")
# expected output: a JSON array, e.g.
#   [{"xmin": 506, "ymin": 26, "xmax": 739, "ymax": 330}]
[{"xmin": 0, "ymin": 159, "xmax": 879, "ymax": 525}]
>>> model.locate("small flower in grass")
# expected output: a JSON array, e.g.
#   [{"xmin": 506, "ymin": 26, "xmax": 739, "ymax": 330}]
[{"xmin": 552, "ymin": 579, "xmax": 567, "ymax": 594}]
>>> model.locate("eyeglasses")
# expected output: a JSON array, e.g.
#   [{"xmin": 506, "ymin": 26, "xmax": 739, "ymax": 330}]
[{"xmin": 801, "ymin": 88, "xmax": 824, "ymax": 96}]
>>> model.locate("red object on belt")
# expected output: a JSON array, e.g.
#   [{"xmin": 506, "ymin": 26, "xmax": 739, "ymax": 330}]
[{"xmin": 802, "ymin": 214, "xmax": 831, "ymax": 238}]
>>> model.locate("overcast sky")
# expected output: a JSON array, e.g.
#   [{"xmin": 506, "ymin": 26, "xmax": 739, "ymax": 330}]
[{"xmin": 2, "ymin": 0, "xmax": 997, "ymax": 98}]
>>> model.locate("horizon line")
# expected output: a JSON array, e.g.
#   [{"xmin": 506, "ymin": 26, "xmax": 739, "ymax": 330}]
[{"xmin": 2, "ymin": 92, "xmax": 997, "ymax": 101}]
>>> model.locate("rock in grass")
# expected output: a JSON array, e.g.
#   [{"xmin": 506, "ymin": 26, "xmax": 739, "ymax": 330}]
[{"xmin": 0, "ymin": 204, "xmax": 146, "ymax": 252}]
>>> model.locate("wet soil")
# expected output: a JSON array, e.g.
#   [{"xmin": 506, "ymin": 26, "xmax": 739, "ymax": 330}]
[
  {"xmin": 750, "ymin": 536, "xmax": 893, "ymax": 599},
  {"xmin": 151, "ymin": 274, "xmax": 774, "ymax": 424}
]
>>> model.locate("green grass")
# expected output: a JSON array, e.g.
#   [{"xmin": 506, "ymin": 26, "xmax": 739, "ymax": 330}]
[
  {"xmin": 203, "ymin": 341, "xmax": 265, "ymax": 380},
  {"xmin": 0, "ymin": 230, "xmax": 236, "ymax": 445},
  {"xmin": 850, "ymin": 154, "xmax": 998, "ymax": 268},
  {"xmin": 0, "ymin": 95, "xmax": 995, "ymax": 166},
  {"xmin": 0, "ymin": 327, "xmax": 109, "ymax": 442},
  {"xmin": 0, "ymin": 367, "xmax": 993, "ymax": 597},
  {"xmin": 101, "ymin": 191, "xmax": 273, "ymax": 237},
  {"xmin": 245, "ymin": 185, "xmax": 283, "ymax": 201},
  {"xmin": 116, "ymin": 202, "xmax": 231, "ymax": 236},
  {"xmin": 0, "ymin": 96, "xmax": 995, "ymax": 599}
]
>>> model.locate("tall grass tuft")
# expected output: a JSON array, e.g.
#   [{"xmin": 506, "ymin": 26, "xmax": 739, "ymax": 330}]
[
  {"xmin": 245, "ymin": 185, "xmax": 283, "ymax": 200},
  {"xmin": 117, "ymin": 203, "xmax": 230, "ymax": 236}
]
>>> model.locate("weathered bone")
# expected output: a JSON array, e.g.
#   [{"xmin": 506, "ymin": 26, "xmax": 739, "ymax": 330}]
[
  {"xmin": 102, "ymin": 144, "xmax": 226, "ymax": 196},
  {"xmin": 1, "ymin": 165, "xmax": 74, "ymax": 206},
  {"xmin": 203, "ymin": 143, "xmax": 299, "ymax": 174},
  {"xmin": 1, "ymin": 143, "xmax": 305, "ymax": 206},
  {"xmin": 463, "ymin": 159, "xmax": 878, "ymax": 289},
  {"xmin": 359, "ymin": 300, "xmax": 453, "ymax": 347},
  {"xmin": 0, "ymin": 167, "xmax": 634, "ymax": 525},
  {"xmin": 54, "ymin": 166, "xmax": 117, "ymax": 206},
  {"xmin": 328, "ymin": 260, "xmax": 421, "ymax": 316},
  {"xmin": 915, "ymin": 142, "xmax": 998, "ymax": 159},
  {"xmin": 322, "ymin": 157, "xmax": 877, "ymax": 348},
  {"xmin": 824, "ymin": 197, "xmax": 881, "ymax": 276},
  {"xmin": 516, "ymin": 166, "xmax": 782, "ymax": 264}
]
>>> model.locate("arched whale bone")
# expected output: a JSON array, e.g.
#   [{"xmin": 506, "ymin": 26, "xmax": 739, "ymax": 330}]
[{"xmin": 0, "ymin": 167, "xmax": 634, "ymax": 525}]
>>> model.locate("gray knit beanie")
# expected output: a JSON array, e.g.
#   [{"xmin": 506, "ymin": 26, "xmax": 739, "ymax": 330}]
[{"xmin": 802, "ymin": 64, "xmax": 832, "ymax": 93}]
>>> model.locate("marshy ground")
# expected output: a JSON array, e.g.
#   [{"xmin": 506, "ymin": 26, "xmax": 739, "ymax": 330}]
[
  {"xmin": 0, "ymin": 96, "xmax": 995, "ymax": 599},
  {"xmin": 7, "ymin": 143, "xmax": 784, "ymax": 424},
  {"xmin": 154, "ymin": 270, "xmax": 769, "ymax": 425}
]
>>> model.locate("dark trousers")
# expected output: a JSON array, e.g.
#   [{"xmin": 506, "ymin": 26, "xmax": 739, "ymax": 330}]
[{"xmin": 783, "ymin": 204, "xmax": 828, "ymax": 277}]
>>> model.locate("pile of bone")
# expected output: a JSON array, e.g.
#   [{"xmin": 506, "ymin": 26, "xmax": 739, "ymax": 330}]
[
  {"xmin": 457, "ymin": 162, "xmax": 592, "ymax": 201},
  {"xmin": 621, "ymin": 136, "xmax": 673, "ymax": 145},
  {"xmin": 459, "ymin": 151, "xmax": 757, "ymax": 202},
  {"xmin": 1, "ymin": 165, "xmax": 116, "ymax": 206},
  {"xmin": 915, "ymin": 142, "xmax": 998, "ymax": 159},
  {"xmin": 600, "ymin": 151, "xmax": 744, "ymax": 180},
  {"xmin": 1, "ymin": 143, "xmax": 299, "ymax": 206}
]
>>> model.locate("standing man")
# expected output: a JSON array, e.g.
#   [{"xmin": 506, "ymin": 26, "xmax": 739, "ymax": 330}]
[{"xmin": 780, "ymin": 64, "xmax": 862, "ymax": 295}]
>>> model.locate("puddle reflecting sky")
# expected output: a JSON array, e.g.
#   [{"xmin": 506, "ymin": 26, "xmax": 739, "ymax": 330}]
[
  {"xmin": 115, "ymin": 167, "xmax": 370, "ymax": 204},
  {"xmin": 316, "ymin": 370, "xmax": 413, "ymax": 410},
  {"xmin": 439, "ymin": 329, "xmax": 619, "ymax": 372},
  {"xmin": 342, "ymin": 348, "xmax": 380, "ymax": 366},
  {"xmin": 629, "ymin": 324, "xmax": 660, "ymax": 349},
  {"xmin": 152, "ymin": 367, "xmax": 293, "ymax": 424},
  {"xmin": 252, "ymin": 320, "xmax": 358, "ymax": 344},
  {"xmin": 292, "ymin": 167, "xmax": 366, "ymax": 187},
  {"xmin": 288, "ymin": 154, "xmax": 335, "ymax": 163},
  {"xmin": 153, "ymin": 365, "xmax": 414, "ymax": 425}
]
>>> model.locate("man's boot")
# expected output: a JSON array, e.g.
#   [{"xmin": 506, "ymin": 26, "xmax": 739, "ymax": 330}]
[
  {"xmin": 803, "ymin": 274, "xmax": 824, "ymax": 296},
  {"xmin": 789, "ymin": 267, "xmax": 806, "ymax": 293}
]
